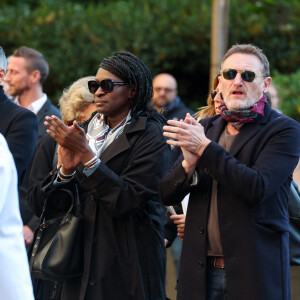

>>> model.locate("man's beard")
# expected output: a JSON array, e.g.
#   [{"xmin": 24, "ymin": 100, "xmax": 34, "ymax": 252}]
[
  {"xmin": 9, "ymin": 84, "xmax": 30, "ymax": 97},
  {"xmin": 153, "ymin": 96, "xmax": 169, "ymax": 108},
  {"xmin": 224, "ymin": 96, "xmax": 257, "ymax": 111}
]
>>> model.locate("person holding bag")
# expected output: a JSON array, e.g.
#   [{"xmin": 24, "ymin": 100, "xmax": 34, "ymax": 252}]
[
  {"xmin": 27, "ymin": 76, "xmax": 96, "ymax": 300},
  {"xmin": 31, "ymin": 51, "xmax": 170, "ymax": 300}
]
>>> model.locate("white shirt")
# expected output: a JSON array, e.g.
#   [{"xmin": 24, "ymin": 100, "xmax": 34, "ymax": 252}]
[
  {"xmin": 0, "ymin": 134, "xmax": 34, "ymax": 300},
  {"xmin": 14, "ymin": 93, "xmax": 47, "ymax": 114}
]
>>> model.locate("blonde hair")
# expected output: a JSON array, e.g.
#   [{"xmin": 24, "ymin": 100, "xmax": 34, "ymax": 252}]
[
  {"xmin": 194, "ymin": 75, "xmax": 219, "ymax": 120},
  {"xmin": 59, "ymin": 76, "xmax": 95, "ymax": 124}
]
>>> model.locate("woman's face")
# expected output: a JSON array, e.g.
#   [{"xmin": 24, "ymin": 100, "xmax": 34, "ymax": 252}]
[
  {"xmin": 77, "ymin": 103, "xmax": 96, "ymax": 123},
  {"xmin": 213, "ymin": 83, "xmax": 223, "ymax": 114},
  {"xmin": 93, "ymin": 68, "xmax": 131, "ymax": 122}
]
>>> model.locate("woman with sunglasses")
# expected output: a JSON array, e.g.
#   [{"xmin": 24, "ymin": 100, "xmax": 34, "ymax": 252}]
[
  {"xmin": 39, "ymin": 52, "xmax": 170, "ymax": 300},
  {"xmin": 194, "ymin": 75, "xmax": 223, "ymax": 120}
]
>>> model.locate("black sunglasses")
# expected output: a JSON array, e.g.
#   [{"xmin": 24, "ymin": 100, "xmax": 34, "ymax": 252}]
[
  {"xmin": 88, "ymin": 79, "xmax": 129, "ymax": 94},
  {"xmin": 210, "ymin": 90, "xmax": 218, "ymax": 100},
  {"xmin": 222, "ymin": 68, "xmax": 257, "ymax": 82}
]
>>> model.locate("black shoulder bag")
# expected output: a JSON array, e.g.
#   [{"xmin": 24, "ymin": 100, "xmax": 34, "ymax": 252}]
[{"xmin": 29, "ymin": 185, "xmax": 84, "ymax": 281}]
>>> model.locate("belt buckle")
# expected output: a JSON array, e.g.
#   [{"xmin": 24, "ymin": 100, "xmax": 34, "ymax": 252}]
[{"xmin": 213, "ymin": 257, "xmax": 224, "ymax": 269}]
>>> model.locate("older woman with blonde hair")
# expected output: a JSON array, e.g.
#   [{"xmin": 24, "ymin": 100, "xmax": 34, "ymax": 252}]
[{"xmin": 59, "ymin": 76, "xmax": 96, "ymax": 125}]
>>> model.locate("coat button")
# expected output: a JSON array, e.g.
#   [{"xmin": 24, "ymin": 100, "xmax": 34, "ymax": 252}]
[
  {"xmin": 199, "ymin": 227, "xmax": 204, "ymax": 234},
  {"xmin": 89, "ymin": 278, "xmax": 95, "ymax": 286},
  {"xmin": 89, "ymin": 194, "xmax": 96, "ymax": 203},
  {"xmin": 197, "ymin": 260, "xmax": 204, "ymax": 268}
]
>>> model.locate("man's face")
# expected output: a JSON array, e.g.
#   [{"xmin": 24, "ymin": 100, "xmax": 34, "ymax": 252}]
[
  {"xmin": 4, "ymin": 56, "xmax": 31, "ymax": 97},
  {"xmin": 220, "ymin": 53, "xmax": 271, "ymax": 111},
  {"xmin": 152, "ymin": 74, "xmax": 177, "ymax": 109}
]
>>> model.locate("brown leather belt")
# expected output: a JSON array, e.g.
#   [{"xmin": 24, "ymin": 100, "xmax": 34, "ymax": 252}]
[{"xmin": 207, "ymin": 256, "xmax": 225, "ymax": 269}]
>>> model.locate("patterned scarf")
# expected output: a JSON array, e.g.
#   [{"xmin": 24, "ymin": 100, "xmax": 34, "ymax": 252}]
[
  {"xmin": 220, "ymin": 94, "xmax": 267, "ymax": 131},
  {"xmin": 86, "ymin": 111, "xmax": 131, "ymax": 157}
]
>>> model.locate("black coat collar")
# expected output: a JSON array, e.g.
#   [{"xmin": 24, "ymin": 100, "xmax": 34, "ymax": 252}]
[
  {"xmin": 100, "ymin": 116, "xmax": 148, "ymax": 164},
  {"xmin": 204, "ymin": 103, "xmax": 272, "ymax": 157}
]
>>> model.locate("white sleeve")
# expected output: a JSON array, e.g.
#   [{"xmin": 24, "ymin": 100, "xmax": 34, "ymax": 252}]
[{"xmin": 0, "ymin": 134, "xmax": 34, "ymax": 300}]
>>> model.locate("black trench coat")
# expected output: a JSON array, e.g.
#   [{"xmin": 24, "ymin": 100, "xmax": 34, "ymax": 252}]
[{"xmin": 28, "ymin": 116, "xmax": 171, "ymax": 300}]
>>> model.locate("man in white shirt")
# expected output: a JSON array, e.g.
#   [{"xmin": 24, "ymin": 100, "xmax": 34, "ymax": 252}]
[
  {"xmin": 0, "ymin": 133, "xmax": 34, "ymax": 300},
  {"xmin": 4, "ymin": 46, "xmax": 61, "ymax": 246}
]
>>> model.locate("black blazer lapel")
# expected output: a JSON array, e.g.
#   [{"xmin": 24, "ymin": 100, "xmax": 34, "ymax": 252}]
[
  {"xmin": 36, "ymin": 98, "xmax": 51, "ymax": 124},
  {"xmin": 205, "ymin": 116, "xmax": 227, "ymax": 142},
  {"xmin": 229, "ymin": 104, "xmax": 271, "ymax": 157},
  {"xmin": 100, "ymin": 133, "xmax": 131, "ymax": 164},
  {"xmin": 201, "ymin": 104, "xmax": 272, "ymax": 157},
  {"xmin": 99, "ymin": 117, "xmax": 147, "ymax": 164}
]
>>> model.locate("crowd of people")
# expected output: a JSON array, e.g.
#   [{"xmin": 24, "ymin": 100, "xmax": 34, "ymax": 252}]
[{"xmin": 0, "ymin": 42, "xmax": 299, "ymax": 300}]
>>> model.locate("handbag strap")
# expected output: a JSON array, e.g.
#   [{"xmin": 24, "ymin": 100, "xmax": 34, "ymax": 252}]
[
  {"xmin": 30, "ymin": 185, "xmax": 81, "ymax": 274},
  {"xmin": 29, "ymin": 220, "xmax": 47, "ymax": 272}
]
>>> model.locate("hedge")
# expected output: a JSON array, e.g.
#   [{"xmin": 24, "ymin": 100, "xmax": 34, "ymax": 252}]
[{"xmin": 0, "ymin": 0, "xmax": 299, "ymax": 121}]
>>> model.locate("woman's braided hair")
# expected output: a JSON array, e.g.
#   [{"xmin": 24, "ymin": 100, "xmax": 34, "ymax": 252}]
[{"xmin": 100, "ymin": 51, "xmax": 166, "ymax": 126}]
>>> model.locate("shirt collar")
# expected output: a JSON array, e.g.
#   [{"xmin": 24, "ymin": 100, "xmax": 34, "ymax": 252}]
[{"xmin": 14, "ymin": 94, "xmax": 47, "ymax": 115}]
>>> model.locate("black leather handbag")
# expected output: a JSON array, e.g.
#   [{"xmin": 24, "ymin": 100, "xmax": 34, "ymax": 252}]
[{"xmin": 29, "ymin": 185, "xmax": 84, "ymax": 281}]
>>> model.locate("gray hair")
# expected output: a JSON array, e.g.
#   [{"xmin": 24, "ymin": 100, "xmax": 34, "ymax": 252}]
[
  {"xmin": 221, "ymin": 44, "xmax": 270, "ymax": 77},
  {"xmin": 0, "ymin": 46, "xmax": 8, "ymax": 72},
  {"xmin": 59, "ymin": 76, "xmax": 95, "ymax": 124}
]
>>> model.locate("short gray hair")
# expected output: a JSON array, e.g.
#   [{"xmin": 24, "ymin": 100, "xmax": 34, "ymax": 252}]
[
  {"xmin": 221, "ymin": 44, "xmax": 270, "ymax": 77},
  {"xmin": 0, "ymin": 46, "xmax": 8, "ymax": 72}
]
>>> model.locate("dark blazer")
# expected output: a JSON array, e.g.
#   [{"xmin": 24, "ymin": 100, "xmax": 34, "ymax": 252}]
[
  {"xmin": 163, "ymin": 96, "xmax": 194, "ymax": 122},
  {"xmin": 28, "ymin": 116, "xmax": 171, "ymax": 300},
  {"xmin": 0, "ymin": 86, "xmax": 38, "ymax": 185},
  {"xmin": 36, "ymin": 98, "xmax": 61, "ymax": 140},
  {"xmin": 160, "ymin": 103, "xmax": 300, "ymax": 300},
  {"xmin": 19, "ymin": 97, "xmax": 61, "ymax": 229}
]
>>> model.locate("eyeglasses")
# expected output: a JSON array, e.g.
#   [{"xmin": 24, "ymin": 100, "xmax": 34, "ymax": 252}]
[
  {"xmin": 88, "ymin": 79, "xmax": 129, "ymax": 94},
  {"xmin": 154, "ymin": 87, "xmax": 176, "ymax": 93},
  {"xmin": 210, "ymin": 90, "xmax": 218, "ymax": 100},
  {"xmin": 221, "ymin": 68, "xmax": 257, "ymax": 82}
]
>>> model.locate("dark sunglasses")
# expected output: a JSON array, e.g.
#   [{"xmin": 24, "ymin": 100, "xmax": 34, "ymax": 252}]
[
  {"xmin": 210, "ymin": 90, "xmax": 218, "ymax": 100},
  {"xmin": 222, "ymin": 68, "xmax": 257, "ymax": 82},
  {"xmin": 88, "ymin": 79, "xmax": 129, "ymax": 94}
]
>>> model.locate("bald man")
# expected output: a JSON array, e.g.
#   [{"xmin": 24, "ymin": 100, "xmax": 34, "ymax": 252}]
[
  {"xmin": 152, "ymin": 73, "xmax": 194, "ymax": 121},
  {"xmin": 152, "ymin": 74, "xmax": 194, "ymax": 283}
]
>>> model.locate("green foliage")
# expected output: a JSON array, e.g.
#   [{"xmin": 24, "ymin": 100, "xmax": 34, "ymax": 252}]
[
  {"xmin": 0, "ymin": 0, "xmax": 299, "ymax": 119},
  {"xmin": 0, "ymin": 0, "xmax": 211, "ymax": 107},
  {"xmin": 229, "ymin": 0, "xmax": 300, "ymax": 74},
  {"xmin": 272, "ymin": 69, "xmax": 300, "ymax": 122}
]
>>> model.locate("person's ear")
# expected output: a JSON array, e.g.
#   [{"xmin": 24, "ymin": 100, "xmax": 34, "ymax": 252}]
[
  {"xmin": 30, "ymin": 69, "xmax": 41, "ymax": 84},
  {"xmin": 263, "ymin": 77, "xmax": 272, "ymax": 93},
  {"xmin": 0, "ymin": 69, "xmax": 5, "ymax": 81}
]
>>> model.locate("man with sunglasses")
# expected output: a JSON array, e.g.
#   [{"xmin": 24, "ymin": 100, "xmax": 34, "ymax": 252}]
[{"xmin": 160, "ymin": 44, "xmax": 300, "ymax": 300}]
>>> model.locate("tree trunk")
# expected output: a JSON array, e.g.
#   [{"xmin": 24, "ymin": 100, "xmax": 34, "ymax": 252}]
[{"xmin": 210, "ymin": 0, "xmax": 230, "ymax": 89}]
